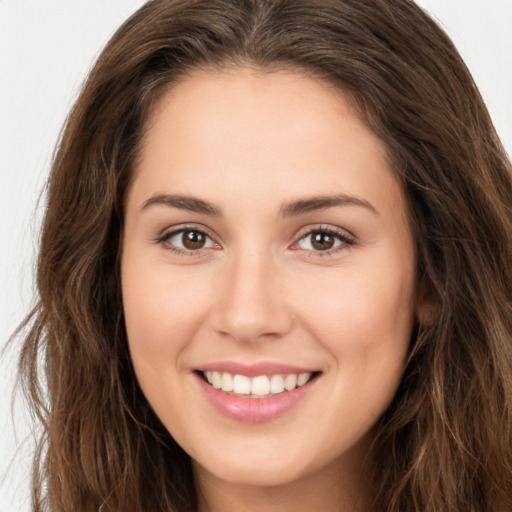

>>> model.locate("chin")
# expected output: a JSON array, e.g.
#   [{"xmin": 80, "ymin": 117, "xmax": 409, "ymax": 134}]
[
  {"xmin": 191, "ymin": 441, "xmax": 314, "ymax": 488},
  {"xmin": 197, "ymin": 460, "xmax": 306, "ymax": 488}
]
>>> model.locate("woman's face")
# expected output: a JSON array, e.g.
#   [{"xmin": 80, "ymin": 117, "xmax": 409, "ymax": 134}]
[{"xmin": 122, "ymin": 68, "xmax": 423, "ymax": 489}]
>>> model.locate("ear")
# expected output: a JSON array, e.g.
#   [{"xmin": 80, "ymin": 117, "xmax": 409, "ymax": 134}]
[{"xmin": 415, "ymin": 276, "xmax": 439, "ymax": 326}]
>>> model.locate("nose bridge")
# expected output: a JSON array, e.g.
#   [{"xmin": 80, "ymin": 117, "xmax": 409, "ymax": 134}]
[{"xmin": 212, "ymin": 245, "xmax": 291, "ymax": 342}]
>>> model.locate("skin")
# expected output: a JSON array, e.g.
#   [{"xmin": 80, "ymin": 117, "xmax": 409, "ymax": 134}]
[{"xmin": 121, "ymin": 67, "xmax": 426, "ymax": 512}]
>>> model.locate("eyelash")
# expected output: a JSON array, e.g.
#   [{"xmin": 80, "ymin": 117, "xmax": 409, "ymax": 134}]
[
  {"xmin": 156, "ymin": 224, "xmax": 356, "ymax": 257},
  {"xmin": 293, "ymin": 226, "xmax": 356, "ymax": 256},
  {"xmin": 156, "ymin": 224, "xmax": 219, "ymax": 256}
]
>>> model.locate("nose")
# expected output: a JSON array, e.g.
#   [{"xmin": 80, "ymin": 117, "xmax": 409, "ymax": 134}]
[{"xmin": 210, "ymin": 249, "xmax": 293, "ymax": 343}]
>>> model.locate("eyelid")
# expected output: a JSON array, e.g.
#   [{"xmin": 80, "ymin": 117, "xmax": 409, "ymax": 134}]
[
  {"xmin": 154, "ymin": 223, "xmax": 355, "ymax": 256},
  {"xmin": 291, "ymin": 224, "xmax": 356, "ymax": 254},
  {"xmin": 155, "ymin": 223, "xmax": 221, "ymax": 253}
]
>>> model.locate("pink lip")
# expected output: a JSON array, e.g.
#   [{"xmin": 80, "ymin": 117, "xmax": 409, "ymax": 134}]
[
  {"xmin": 193, "ymin": 365, "xmax": 320, "ymax": 423},
  {"xmin": 196, "ymin": 361, "xmax": 317, "ymax": 377}
]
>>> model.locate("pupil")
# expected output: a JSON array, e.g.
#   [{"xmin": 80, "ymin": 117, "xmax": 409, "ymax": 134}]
[
  {"xmin": 183, "ymin": 230, "xmax": 205, "ymax": 250},
  {"xmin": 312, "ymin": 232, "xmax": 334, "ymax": 251}
]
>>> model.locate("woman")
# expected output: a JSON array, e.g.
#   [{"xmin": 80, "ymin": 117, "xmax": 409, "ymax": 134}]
[{"xmin": 17, "ymin": 0, "xmax": 512, "ymax": 511}]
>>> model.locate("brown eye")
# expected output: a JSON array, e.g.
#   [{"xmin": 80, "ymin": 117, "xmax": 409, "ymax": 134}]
[
  {"xmin": 310, "ymin": 231, "xmax": 335, "ymax": 251},
  {"xmin": 160, "ymin": 228, "xmax": 216, "ymax": 252},
  {"xmin": 296, "ymin": 228, "xmax": 354, "ymax": 254},
  {"xmin": 182, "ymin": 230, "xmax": 207, "ymax": 250}
]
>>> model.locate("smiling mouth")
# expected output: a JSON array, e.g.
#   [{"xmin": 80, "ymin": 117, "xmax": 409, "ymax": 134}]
[{"xmin": 198, "ymin": 370, "xmax": 321, "ymax": 398}]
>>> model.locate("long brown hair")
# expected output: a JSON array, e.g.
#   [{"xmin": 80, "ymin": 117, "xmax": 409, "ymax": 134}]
[{"xmin": 17, "ymin": 0, "xmax": 512, "ymax": 510}]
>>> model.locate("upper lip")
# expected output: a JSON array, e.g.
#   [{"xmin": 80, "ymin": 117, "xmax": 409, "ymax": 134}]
[{"xmin": 196, "ymin": 361, "xmax": 319, "ymax": 377}]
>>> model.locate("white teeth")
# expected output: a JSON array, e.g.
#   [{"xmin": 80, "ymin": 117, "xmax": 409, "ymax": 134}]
[
  {"xmin": 204, "ymin": 371, "xmax": 314, "ymax": 396},
  {"xmin": 212, "ymin": 371, "xmax": 222, "ymax": 389},
  {"xmin": 297, "ymin": 372, "xmax": 311, "ymax": 386},
  {"xmin": 270, "ymin": 374, "xmax": 285, "ymax": 394},
  {"xmin": 221, "ymin": 372, "xmax": 233, "ymax": 392},
  {"xmin": 233, "ymin": 374, "xmax": 251, "ymax": 394},
  {"xmin": 284, "ymin": 374, "xmax": 297, "ymax": 391},
  {"xmin": 251, "ymin": 375, "xmax": 271, "ymax": 396}
]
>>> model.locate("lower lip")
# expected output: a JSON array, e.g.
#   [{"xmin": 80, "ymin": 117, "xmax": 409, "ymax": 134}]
[{"xmin": 194, "ymin": 373, "xmax": 318, "ymax": 423}]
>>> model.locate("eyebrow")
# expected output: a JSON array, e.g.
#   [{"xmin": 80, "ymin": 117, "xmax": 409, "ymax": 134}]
[
  {"xmin": 141, "ymin": 192, "xmax": 377, "ymax": 217},
  {"xmin": 280, "ymin": 194, "xmax": 378, "ymax": 217},
  {"xmin": 141, "ymin": 194, "xmax": 222, "ymax": 216}
]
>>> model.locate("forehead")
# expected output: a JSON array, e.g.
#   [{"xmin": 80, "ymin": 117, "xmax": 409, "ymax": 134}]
[
  {"xmin": 141, "ymin": 67, "xmax": 383, "ymax": 160},
  {"xmin": 129, "ymin": 67, "xmax": 405, "ymax": 220}
]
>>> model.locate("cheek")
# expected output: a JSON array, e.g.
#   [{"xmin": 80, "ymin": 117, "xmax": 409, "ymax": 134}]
[
  {"xmin": 121, "ymin": 259, "xmax": 216, "ymax": 433},
  {"xmin": 122, "ymin": 259, "xmax": 212, "ymax": 374},
  {"xmin": 297, "ymin": 259, "xmax": 416, "ymax": 365}
]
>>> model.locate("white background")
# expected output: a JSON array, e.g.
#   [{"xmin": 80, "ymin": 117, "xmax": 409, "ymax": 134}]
[{"xmin": 1, "ymin": 1, "xmax": 511, "ymax": 510}]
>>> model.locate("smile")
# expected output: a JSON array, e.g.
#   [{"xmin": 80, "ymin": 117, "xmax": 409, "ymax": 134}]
[
  {"xmin": 202, "ymin": 371, "xmax": 314, "ymax": 398},
  {"xmin": 194, "ymin": 364, "xmax": 321, "ymax": 423}
]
